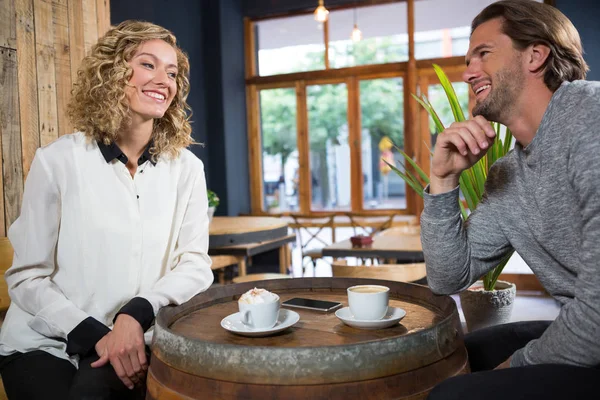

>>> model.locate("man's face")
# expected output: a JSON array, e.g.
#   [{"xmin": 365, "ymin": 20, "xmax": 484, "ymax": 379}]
[{"xmin": 463, "ymin": 18, "xmax": 525, "ymax": 123}]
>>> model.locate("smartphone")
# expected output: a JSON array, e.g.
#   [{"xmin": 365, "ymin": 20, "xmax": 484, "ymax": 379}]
[{"xmin": 282, "ymin": 298, "xmax": 343, "ymax": 312}]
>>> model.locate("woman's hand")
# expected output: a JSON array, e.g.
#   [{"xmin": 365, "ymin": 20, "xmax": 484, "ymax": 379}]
[
  {"xmin": 430, "ymin": 116, "xmax": 496, "ymax": 194},
  {"xmin": 91, "ymin": 314, "xmax": 148, "ymax": 389}
]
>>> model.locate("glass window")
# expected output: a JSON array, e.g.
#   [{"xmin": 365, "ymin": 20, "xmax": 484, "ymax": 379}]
[
  {"xmin": 256, "ymin": 14, "xmax": 326, "ymax": 76},
  {"xmin": 307, "ymin": 83, "xmax": 349, "ymax": 211},
  {"xmin": 414, "ymin": 0, "xmax": 540, "ymax": 60},
  {"xmin": 259, "ymin": 88, "xmax": 299, "ymax": 213},
  {"xmin": 359, "ymin": 78, "xmax": 406, "ymax": 210},
  {"xmin": 328, "ymin": 3, "xmax": 408, "ymax": 69}
]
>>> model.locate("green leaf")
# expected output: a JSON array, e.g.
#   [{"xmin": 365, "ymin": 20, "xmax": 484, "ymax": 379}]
[
  {"xmin": 412, "ymin": 94, "xmax": 445, "ymax": 134},
  {"xmin": 503, "ymin": 128, "xmax": 514, "ymax": 155},
  {"xmin": 433, "ymin": 64, "xmax": 466, "ymax": 122},
  {"xmin": 384, "ymin": 160, "xmax": 425, "ymax": 198},
  {"xmin": 396, "ymin": 147, "xmax": 430, "ymax": 184}
]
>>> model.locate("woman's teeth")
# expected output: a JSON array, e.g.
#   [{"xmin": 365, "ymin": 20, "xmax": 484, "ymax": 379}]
[{"xmin": 145, "ymin": 91, "xmax": 165, "ymax": 100}]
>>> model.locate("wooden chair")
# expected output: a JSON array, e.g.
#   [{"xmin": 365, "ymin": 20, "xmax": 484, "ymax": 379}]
[
  {"xmin": 376, "ymin": 225, "xmax": 421, "ymax": 237},
  {"xmin": 232, "ymin": 273, "xmax": 291, "ymax": 284},
  {"xmin": 289, "ymin": 213, "xmax": 336, "ymax": 276},
  {"xmin": 345, "ymin": 212, "xmax": 398, "ymax": 238},
  {"xmin": 0, "ymin": 237, "xmax": 13, "ymax": 315},
  {"xmin": 210, "ymin": 255, "xmax": 243, "ymax": 284},
  {"xmin": 0, "ymin": 237, "xmax": 13, "ymax": 400},
  {"xmin": 331, "ymin": 260, "xmax": 427, "ymax": 285}
]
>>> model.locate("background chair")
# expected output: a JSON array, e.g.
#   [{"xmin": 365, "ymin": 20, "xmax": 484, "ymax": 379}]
[
  {"xmin": 0, "ymin": 237, "xmax": 13, "ymax": 400},
  {"xmin": 345, "ymin": 212, "xmax": 398, "ymax": 237},
  {"xmin": 289, "ymin": 213, "xmax": 336, "ymax": 276},
  {"xmin": 0, "ymin": 237, "xmax": 13, "ymax": 317},
  {"xmin": 331, "ymin": 259, "xmax": 427, "ymax": 285},
  {"xmin": 345, "ymin": 212, "xmax": 400, "ymax": 265},
  {"xmin": 376, "ymin": 225, "xmax": 421, "ymax": 236},
  {"xmin": 210, "ymin": 255, "xmax": 243, "ymax": 285},
  {"xmin": 232, "ymin": 273, "xmax": 291, "ymax": 284}
]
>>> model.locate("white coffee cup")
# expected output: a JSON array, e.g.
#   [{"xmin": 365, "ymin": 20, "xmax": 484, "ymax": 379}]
[
  {"xmin": 239, "ymin": 294, "xmax": 280, "ymax": 329},
  {"xmin": 347, "ymin": 285, "xmax": 389, "ymax": 320}
]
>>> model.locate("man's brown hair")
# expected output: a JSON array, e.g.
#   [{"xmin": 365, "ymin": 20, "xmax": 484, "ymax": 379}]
[{"xmin": 472, "ymin": 0, "xmax": 588, "ymax": 91}]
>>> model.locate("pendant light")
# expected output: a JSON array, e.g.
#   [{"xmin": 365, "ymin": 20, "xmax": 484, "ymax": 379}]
[{"xmin": 314, "ymin": 0, "xmax": 329, "ymax": 22}]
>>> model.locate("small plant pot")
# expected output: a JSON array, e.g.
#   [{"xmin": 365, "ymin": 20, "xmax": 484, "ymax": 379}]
[
  {"xmin": 350, "ymin": 235, "xmax": 373, "ymax": 248},
  {"xmin": 208, "ymin": 206, "xmax": 216, "ymax": 222},
  {"xmin": 459, "ymin": 280, "xmax": 516, "ymax": 332}
]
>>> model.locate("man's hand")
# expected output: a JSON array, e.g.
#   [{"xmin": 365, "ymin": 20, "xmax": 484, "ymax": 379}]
[
  {"xmin": 91, "ymin": 314, "xmax": 147, "ymax": 389},
  {"xmin": 494, "ymin": 356, "xmax": 512, "ymax": 370},
  {"xmin": 430, "ymin": 116, "xmax": 496, "ymax": 194}
]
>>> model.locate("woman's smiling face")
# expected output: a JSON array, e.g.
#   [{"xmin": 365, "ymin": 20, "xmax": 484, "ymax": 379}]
[{"xmin": 125, "ymin": 39, "xmax": 178, "ymax": 122}]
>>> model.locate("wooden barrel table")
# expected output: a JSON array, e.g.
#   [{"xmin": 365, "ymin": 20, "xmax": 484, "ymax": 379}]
[{"xmin": 147, "ymin": 278, "xmax": 468, "ymax": 400}]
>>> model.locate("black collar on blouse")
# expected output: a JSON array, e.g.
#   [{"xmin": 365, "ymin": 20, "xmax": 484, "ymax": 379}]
[{"xmin": 97, "ymin": 141, "xmax": 156, "ymax": 166}]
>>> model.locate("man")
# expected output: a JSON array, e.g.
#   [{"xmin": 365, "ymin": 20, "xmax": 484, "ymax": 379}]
[{"xmin": 421, "ymin": 1, "xmax": 600, "ymax": 398}]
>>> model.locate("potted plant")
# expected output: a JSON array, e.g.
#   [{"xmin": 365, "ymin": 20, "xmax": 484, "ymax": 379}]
[
  {"xmin": 207, "ymin": 190, "xmax": 220, "ymax": 222},
  {"xmin": 386, "ymin": 64, "xmax": 516, "ymax": 331}
]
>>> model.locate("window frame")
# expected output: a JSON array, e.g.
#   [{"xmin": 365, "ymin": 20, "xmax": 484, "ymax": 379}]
[{"xmin": 245, "ymin": 0, "xmax": 552, "ymax": 217}]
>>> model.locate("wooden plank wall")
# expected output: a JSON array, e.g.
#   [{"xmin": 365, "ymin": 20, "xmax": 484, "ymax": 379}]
[{"xmin": 0, "ymin": 0, "xmax": 110, "ymax": 235}]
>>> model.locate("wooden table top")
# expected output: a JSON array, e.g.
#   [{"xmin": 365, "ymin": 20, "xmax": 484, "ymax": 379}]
[
  {"xmin": 209, "ymin": 216, "xmax": 287, "ymax": 235},
  {"xmin": 209, "ymin": 216, "xmax": 289, "ymax": 248},
  {"xmin": 171, "ymin": 289, "xmax": 442, "ymax": 348},
  {"xmin": 322, "ymin": 235, "xmax": 424, "ymax": 261}
]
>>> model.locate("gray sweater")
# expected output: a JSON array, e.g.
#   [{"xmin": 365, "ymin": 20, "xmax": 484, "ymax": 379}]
[{"xmin": 421, "ymin": 80, "xmax": 600, "ymax": 368}]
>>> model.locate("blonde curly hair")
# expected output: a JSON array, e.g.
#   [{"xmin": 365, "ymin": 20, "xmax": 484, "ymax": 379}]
[{"xmin": 67, "ymin": 20, "xmax": 193, "ymax": 160}]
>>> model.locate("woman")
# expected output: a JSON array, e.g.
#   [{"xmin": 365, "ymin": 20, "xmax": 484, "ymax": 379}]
[{"xmin": 0, "ymin": 20, "xmax": 213, "ymax": 399}]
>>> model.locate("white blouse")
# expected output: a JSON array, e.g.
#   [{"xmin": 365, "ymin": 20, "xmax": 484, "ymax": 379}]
[{"xmin": 0, "ymin": 132, "xmax": 214, "ymax": 365}]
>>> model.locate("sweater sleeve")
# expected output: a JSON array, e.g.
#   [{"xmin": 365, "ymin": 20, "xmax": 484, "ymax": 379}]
[
  {"xmin": 420, "ymin": 169, "xmax": 513, "ymax": 295},
  {"xmin": 512, "ymin": 110, "xmax": 600, "ymax": 368}
]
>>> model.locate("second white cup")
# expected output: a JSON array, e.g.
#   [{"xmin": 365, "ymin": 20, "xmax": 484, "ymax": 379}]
[{"xmin": 347, "ymin": 285, "xmax": 389, "ymax": 320}]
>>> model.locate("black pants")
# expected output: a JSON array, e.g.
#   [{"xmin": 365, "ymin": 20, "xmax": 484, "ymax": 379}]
[
  {"xmin": 0, "ymin": 350, "xmax": 147, "ymax": 400},
  {"xmin": 428, "ymin": 320, "xmax": 600, "ymax": 399}
]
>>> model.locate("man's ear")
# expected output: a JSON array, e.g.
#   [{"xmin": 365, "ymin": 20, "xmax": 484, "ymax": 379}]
[{"xmin": 528, "ymin": 43, "xmax": 551, "ymax": 73}]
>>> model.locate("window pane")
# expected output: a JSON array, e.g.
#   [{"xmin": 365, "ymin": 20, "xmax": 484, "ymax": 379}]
[
  {"xmin": 259, "ymin": 88, "xmax": 299, "ymax": 213},
  {"xmin": 328, "ymin": 3, "xmax": 408, "ymax": 69},
  {"xmin": 307, "ymin": 83, "xmax": 349, "ymax": 211},
  {"xmin": 256, "ymin": 14, "xmax": 325, "ymax": 76},
  {"xmin": 414, "ymin": 0, "xmax": 540, "ymax": 60},
  {"xmin": 360, "ymin": 78, "xmax": 406, "ymax": 210}
]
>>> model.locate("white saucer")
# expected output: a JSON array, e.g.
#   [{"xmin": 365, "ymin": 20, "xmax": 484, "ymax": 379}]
[
  {"xmin": 221, "ymin": 309, "xmax": 300, "ymax": 337},
  {"xmin": 335, "ymin": 307, "xmax": 406, "ymax": 330}
]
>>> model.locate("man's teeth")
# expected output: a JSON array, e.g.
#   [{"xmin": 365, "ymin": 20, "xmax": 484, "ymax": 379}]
[
  {"xmin": 476, "ymin": 85, "xmax": 491, "ymax": 94},
  {"xmin": 145, "ymin": 92, "xmax": 165, "ymax": 100}
]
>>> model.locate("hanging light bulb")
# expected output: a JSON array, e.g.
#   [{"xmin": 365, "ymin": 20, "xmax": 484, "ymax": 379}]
[
  {"xmin": 351, "ymin": 24, "xmax": 363, "ymax": 42},
  {"xmin": 314, "ymin": 0, "xmax": 329, "ymax": 22},
  {"xmin": 351, "ymin": 8, "xmax": 362, "ymax": 42}
]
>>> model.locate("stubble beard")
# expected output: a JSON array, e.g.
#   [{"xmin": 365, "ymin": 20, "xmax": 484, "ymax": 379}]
[{"xmin": 472, "ymin": 62, "xmax": 524, "ymax": 124}]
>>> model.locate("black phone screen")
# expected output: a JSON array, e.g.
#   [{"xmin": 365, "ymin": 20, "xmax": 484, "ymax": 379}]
[{"xmin": 282, "ymin": 297, "xmax": 343, "ymax": 312}]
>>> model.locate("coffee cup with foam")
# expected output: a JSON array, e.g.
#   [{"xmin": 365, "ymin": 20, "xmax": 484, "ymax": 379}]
[
  {"xmin": 238, "ymin": 288, "xmax": 280, "ymax": 329},
  {"xmin": 347, "ymin": 285, "xmax": 389, "ymax": 320}
]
